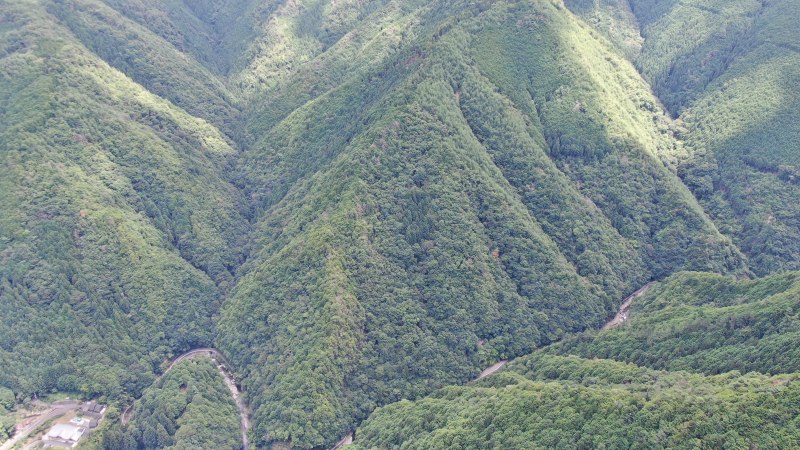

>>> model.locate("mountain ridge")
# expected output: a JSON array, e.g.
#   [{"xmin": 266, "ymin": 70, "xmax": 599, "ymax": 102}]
[{"xmin": 2, "ymin": 0, "xmax": 799, "ymax": 448}]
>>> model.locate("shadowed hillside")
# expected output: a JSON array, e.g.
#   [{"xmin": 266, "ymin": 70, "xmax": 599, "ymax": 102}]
[{"xmin": 568, "ymin": 0, "xmax": 800, "ymax": 275}]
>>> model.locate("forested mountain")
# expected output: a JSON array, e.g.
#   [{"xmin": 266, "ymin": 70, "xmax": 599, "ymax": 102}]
[
  {"xmin": 546, "ymin": 271, "xmax": 800, "ymax": 375},
  {"xmin": 100, "ymin": 358, "xmax": 242, "ymax": 450},
  {"xmin": 218, "ymin": 0, "xmax": 745, "ymax": 445},
  {"xmin": 568, "ymin": 0, "xmax": 800, "ymax": 274},
  {"xmin": 0, "ymin": 0, "xmax": 248, "ymax": 403},
  {"xmin": 351, "ymin": 354, "xmax": 800, "ymax": 449},
  {"xmin": 0, "ymin": 0, "xmax": 798, "ymax": 449},
  {"xmin": 350, "ymin": 272, "xmax": 800, "ymax": 449}
]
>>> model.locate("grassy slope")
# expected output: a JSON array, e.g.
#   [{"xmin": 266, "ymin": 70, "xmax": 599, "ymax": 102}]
[{"xmin": 0, "ymin": 0, "xmax": 246, "ymax": 401}]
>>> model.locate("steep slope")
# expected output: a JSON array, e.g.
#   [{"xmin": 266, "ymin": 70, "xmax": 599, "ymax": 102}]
[
  {"xmin": 571, "ymin": 0, "xmax": 800, "ymax": 274},
  {"xmin": 96, "ymin": 0, "xmax": 256, "ymax": 75},
  {"xmin": 673, "ymin": 0, "xmax": 800, "ymax": 275},
  {"xmin": 564, "ymin": 0, "xmax": 643, "ymax": 59},
  {"xmin": 351, "ymin": 354, "xmax": 800, "ymax": 449},
  {"xmin": 566, "ymin": 0, "xmax": 800, "ymax": 275},
  {"xmin": 47, "ymin": 0, "xmax": 242, "ymax": 136},
  {"xmin": 0, "ymin": 0, "xmax": 246, "ymax": 401},
  {"xmin": 216, "ymin": 0, "xmax": 744, "ymax": 446},
  {"xmin": 4, "ymin": 1, "xmax": 795, "ymax": 449}
]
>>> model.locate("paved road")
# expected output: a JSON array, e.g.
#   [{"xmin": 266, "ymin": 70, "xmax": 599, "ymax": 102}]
[
  {"xmin": 0, "ymin": 400, "xmax": 80, "ymax": 450},
  {"xmin": 122, "ymin": 348, "xmax": 250, "ymax": 450},
  {"xmin": 602, "ymin": 282, "xmax": 654, "ymax": 330},
  {"xmin": 330, "ymin": 433, "xmax": 354, "ymax": 450},
  {"xmin": 477, "ymin": 360, "xmax": 508, "ymax": 380}
]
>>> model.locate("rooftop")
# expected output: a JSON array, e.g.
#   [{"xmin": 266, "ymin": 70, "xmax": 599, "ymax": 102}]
[{"xmin": 45, "ymin": 423, "xmax": 86, "ymax": 443}]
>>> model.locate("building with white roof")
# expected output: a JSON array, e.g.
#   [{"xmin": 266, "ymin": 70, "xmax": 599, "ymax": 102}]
[{"xmin": 43, "ymin": 423, "xmax": 86, "ymax": 448}]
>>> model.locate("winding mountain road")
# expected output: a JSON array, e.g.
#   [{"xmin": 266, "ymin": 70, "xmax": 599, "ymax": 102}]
[
  {"xmin": 122, "ymin": 348, "xmax": 250, "ymax": 450},
  {"xmin": 120, "ymin": 283, "xmax": 657, "ymax": 450}
]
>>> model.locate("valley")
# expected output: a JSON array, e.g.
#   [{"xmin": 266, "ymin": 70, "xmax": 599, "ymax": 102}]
[{"xmin": 1, "ymin": 0, "xmax": 799, "ymax": 448}]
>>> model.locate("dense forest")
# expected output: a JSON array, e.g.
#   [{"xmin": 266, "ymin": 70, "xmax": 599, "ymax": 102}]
[
  {"xmin": 567, "ymin": 0, "xmax": 800, "ymax": 275},
  {"xmin": 97, "ymin": 359, "xmax": 242, "ymax": 450},
  {"xmin": 0, "ymin": 388, "xmax": 13, "ymax": 441},
  {"xmin": 350, "ymin": 273, "xmax": 800, "ymax": 448},
  {"xmin": 546, "ymin": 271, "xmax": 800, "ymax": 375},
  {"xmin": 352, "ymin": 354, "xmax": 800, "ymax": 449},
  {"xmin": 217, "ymin": 0, "xmax": 747, "ymax": 444},
  {"xmin": 1, "ymin": 0, "xmax": 799, "ymax": 448},
  {"xmin": 0, "ymin": 0, "xmax": 247, "ymax": 404}
]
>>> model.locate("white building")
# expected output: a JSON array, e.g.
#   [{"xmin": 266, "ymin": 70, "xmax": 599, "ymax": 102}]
[{"xmin": 43, "ymin": 423, "xmax": 86, "ymax": 448}]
